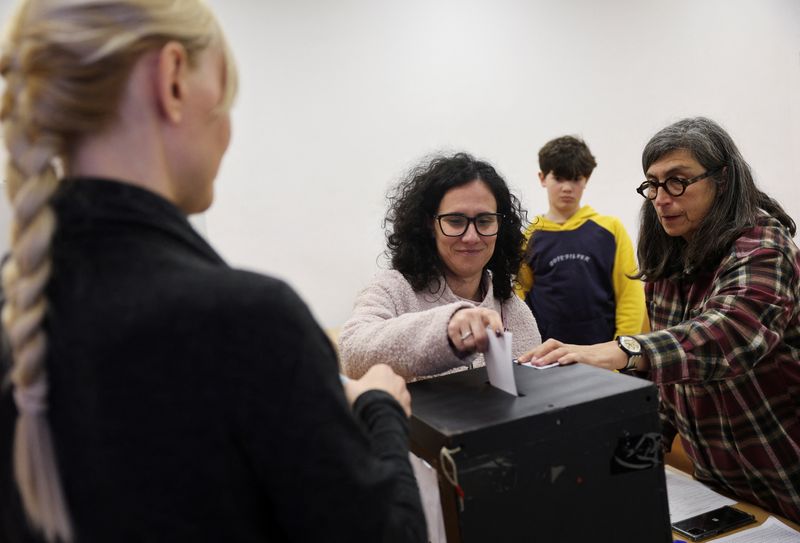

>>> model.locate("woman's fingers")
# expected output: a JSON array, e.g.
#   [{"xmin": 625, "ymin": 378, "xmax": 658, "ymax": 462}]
[
  {"xmin": 518, "ymin": 338, "xmax": 564, "ymax": 363},
  {"xmin": 471, "ymin": 321, "xmax": 490, "ymax": 353},
  {"xmin": 480, "ymin": 309, "xmax": 504, "ymax": 335},
  {"xmin": 348, "ymin": 363, "xmax": 412, "ymax": 416},
  {"xmin": 448, "ymin": 307, "xmax": 505, "ymax": 353},
  {"xmin": 448, "ymin": 315, "xmax": 474, "ymax": 352}
]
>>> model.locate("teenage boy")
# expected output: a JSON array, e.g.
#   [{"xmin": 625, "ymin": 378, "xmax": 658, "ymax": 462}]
[{"xmin": 517, "ymin": 135, "xmax": 645, "ymax": 344}]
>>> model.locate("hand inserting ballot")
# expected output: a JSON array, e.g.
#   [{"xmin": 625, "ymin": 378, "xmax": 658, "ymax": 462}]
[{"xmin": 447, "ymin": 307, "xmax": 504, "ymax": 354}]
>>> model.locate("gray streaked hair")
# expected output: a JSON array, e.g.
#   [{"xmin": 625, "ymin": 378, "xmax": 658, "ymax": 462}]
[{"xmin": 636, "ymin": 117, "xmax": 795, "ymax": 280}]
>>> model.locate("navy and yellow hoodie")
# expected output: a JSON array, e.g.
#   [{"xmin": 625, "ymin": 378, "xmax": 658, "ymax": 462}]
[{"xmin": 516, "ymin": 205, "xmax": 646, "ymax": 344}]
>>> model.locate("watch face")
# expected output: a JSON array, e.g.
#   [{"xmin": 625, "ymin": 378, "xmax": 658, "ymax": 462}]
[{"xmin": 619, "ymin": 336, "xmax": 642, "ymax": 354}]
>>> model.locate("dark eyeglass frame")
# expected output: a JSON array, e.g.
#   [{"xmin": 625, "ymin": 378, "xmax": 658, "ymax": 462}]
[
  {"xmin": 636, "ymin": 167, "xmax": 723, "ymax": 200},
  {"xmin": 433, "ymin": 212, "xmax": 504, "ymax": 237}
]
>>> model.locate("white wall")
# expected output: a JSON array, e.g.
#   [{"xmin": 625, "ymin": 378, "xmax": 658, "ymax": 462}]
[
  {"xmin": 206, "ymin": 0, "xmax": 800, "ymax": 328},
  {"xmin": 2, "ymin": 1, "xmax": 799, "ymax": 329}
]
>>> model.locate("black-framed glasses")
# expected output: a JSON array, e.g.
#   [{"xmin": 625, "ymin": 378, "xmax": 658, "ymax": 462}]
[
  {"xmin": 434, "ymin": 213, "xmax": 503, "ymax": 237},
  {"xmin": 636, "ymin": 167, "xmax": 722, "ymax": 200}
]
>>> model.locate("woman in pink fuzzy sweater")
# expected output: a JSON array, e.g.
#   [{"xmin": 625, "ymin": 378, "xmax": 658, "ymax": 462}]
[{"xmin": 341, "ymin": 153, "xmax": 541, "ymax": 380}]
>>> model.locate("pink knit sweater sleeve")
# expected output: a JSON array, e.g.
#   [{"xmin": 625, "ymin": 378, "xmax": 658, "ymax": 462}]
[
  {"xmin": 339, "ymin": 270, "xmax": 474, "ymax": 380},
  {"xmin": 503, "ymin": 294, "xmax": 542, "ymax": 358}
]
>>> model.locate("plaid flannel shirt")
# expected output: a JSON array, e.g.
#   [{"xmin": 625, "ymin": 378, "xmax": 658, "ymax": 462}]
[{"xmin": 635, "ymin": 215, "xmax": 800, "ymax": 522}]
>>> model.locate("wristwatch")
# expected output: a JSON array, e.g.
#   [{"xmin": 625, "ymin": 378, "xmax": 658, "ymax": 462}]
[{"xmin": 616, "ymin": 336, "xmax": 642, "ymax": 371}]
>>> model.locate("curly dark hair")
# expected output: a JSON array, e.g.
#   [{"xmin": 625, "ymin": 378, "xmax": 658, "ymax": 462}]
[
  {"xmin": 538, "ymin": 135, "xmax": 597, "ymax": 179},
  {"xmin": 384, "ymin": 153, "xmax": 526, "ymax": 300}
]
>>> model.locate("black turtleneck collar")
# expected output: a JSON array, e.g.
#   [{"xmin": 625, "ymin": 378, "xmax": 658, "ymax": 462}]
[{"xmin": 50, "ymin": 177, "xmax": 224, "ymax": 266}]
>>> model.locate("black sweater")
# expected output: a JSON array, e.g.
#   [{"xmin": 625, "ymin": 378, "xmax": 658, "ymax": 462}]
[{"xmin": 0, "ymin": 178, "xmax": 425, "ymax": 542}]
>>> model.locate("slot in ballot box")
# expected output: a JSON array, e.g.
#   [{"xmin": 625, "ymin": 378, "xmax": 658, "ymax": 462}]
[{"xmin": 408, "ymin": 363, "xmax": 672, "ymax": 543}]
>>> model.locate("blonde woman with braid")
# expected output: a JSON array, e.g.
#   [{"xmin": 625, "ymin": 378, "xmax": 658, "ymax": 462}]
[{"xmin": 0, "ymin": 1, "xmax": 425, "ymax": 542}]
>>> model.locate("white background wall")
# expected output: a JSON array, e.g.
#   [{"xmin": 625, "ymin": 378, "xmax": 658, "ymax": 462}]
[{"xmin": 1, "ymin": 0, "xmax": 799, "ymax": 329}]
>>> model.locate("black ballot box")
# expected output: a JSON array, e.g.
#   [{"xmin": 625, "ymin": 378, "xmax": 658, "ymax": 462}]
[{"xmin": 408, "ymin": 363, "xmax": 672, "ymax": 543}]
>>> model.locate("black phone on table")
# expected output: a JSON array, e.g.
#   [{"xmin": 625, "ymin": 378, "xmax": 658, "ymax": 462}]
[{"xmin": 672, "ymin": 505, "xmax": 756, "ymax": 541}]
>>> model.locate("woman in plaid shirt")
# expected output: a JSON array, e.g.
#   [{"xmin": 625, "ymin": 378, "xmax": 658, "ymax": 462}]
[{"xmin": 521, "ymin": 117, "xmax": 800, "ymax": 523}]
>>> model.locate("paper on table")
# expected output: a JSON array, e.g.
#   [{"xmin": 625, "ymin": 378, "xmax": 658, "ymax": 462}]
[
  {"xmin": 484, "ymin": 328, "xmax": 518, "ymax": 396},
  {"xmin": 530, "ymin": 362, "xmax": 559, "ymax": 370},
  {"xmin": 666, "ymin": 466, "xmax": 736, "ymax": 522},
  {"xmin": 710, "ymin": 516, "xmax": 800, "ymax": 542}
]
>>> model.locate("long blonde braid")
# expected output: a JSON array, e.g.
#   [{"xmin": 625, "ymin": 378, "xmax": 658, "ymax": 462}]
[
  {"xmin": 0, "ymin": 1, "xmax": 236, "ymax": 541},
  {"xmin": 1, "ymin": 17, "xmax": 71, "ymax": 534}
]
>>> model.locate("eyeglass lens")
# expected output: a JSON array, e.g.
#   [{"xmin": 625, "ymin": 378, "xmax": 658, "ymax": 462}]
[
  {"xmin": 640, "ymin": 178, "xmax": 687, "ymax": 199},
  {"xmin": 439, "ymin": 214, "xmax": 500, "ymax": 236}
]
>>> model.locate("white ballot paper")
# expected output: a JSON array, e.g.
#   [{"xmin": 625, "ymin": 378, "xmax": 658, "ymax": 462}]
[
  {"xmin": 711, "ymin": 516, "xmax": 800, "ymax": 542},
  {"xmin": 666, "ymin": 465, "xmax": 736, "ymax": 522},
  {"xmin": 484, "ymin": 328, "xmax": 518, "ymax": 396}
]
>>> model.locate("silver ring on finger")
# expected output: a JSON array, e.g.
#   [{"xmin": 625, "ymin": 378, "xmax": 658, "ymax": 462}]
[{"xmin": 460, "ymin": 330, "xmax": 473, "ymax": 341}]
